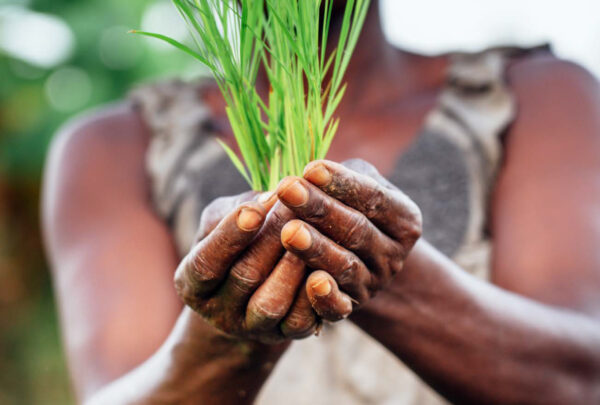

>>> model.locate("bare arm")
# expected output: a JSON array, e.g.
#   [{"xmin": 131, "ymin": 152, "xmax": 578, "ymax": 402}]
[
  {"xmin": 42, "ymin": 105, "xmax": 285, "ymax": 404},
  {"xmin": 42, "ymin": 104, "xmax": 182, "ymax": 399},
  {"xmin": 280, "ymin": 58, "xmax": 600, "ymax": 404},
  {"xmin": 353, "ymin": 59, "xmax": 600, "ymax": 404}
]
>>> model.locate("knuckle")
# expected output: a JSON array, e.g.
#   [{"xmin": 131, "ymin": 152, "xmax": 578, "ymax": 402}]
[
  {"xmin": 387, "ymin": 241, "xmax": 404, "ymax": 260},
  {"xmin": 402, "ymin": 211, "xmax": 423, "ymax": 247},
  {"xmin": 282, "ymin": 315, "xmax": 316, "ymax": 338},
  {"xmin": 390, "ymin": 259, "xmax": 404, "ymax": 275},
  {"xmin": 303, "ymin": 199, "xmax": 329, "ymax": 223},
  {"xmin": 173, "ymin": 252, "xmax": 218, "ymax": 307},
  {"xmin": 248, "ymin": 300, "xmax": 285, "ymax": 323},
  {"xmin": 377, "ymin": 245, "xmax": 404, "ymax": 278},
  {"xmin": 229, "ymin": 264, "xmax": 263, "ymax": 294},
  {"xmin": 406, "ymin": 222, "xmax": 422, "ymax": 244},
  {"xmin": 339, "ymin": 213, "xmax": 370, "ymax": 250},
  {"xmin": 338, "ymin": 256, "xmax": 360, "ymax": 285},
  {"xmin": 174, "ymin": 274, "xmax": 195, "ymax": 306},
  {"xmin": 407, "ymin": 201, "xmax": 423, "ymax": 233},
  {"xmin": 364, "ymin": 185, "xmax": 389, "ymax": 219},
  {"xmin": 336, "ymin": 256, "xmax": 373, "ymax": 304},
  {"xmin": 337, "ymin": 256, "xmax": 367, "ymax": 290},
  {"xmin": 190, "ymin": 251, "xmax": 218, "ymax": 281},
  {"xmin": 386, "ymin": 192, "xmax": 423, "ymax": 249},
  {"xmin": 399, "ymin": 196, "xmax": 423, "ymax": 238}
]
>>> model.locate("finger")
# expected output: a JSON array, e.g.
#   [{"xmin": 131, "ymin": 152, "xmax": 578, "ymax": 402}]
[
  {"xmin": 245, "ymin": 252, "xmax": 305, "ymax": 332},
  {"xmin": 256, "ymin": 190, "xmax": 279, "ymax": 211},
  {"xmin": 280, "ymin": 286, "xmax": 318, "ymax": 339},
  {"xmin": 215, "ymin": 202, "xmax": 295, "ymax": 314},
  {"xmin": 174, "ymin": 201, "xmax": 267, "ymax": 306},
  {"xmin": 195, "ymin": 191, "xmax": 258, "ymax": 242},
  {"xmin": 277, "ymin": 176, "xmax": 401, "ymax": 279},
  {"xmin": 281, "ymin": 220, "xmax": 372, "ymax": 304},
  {"xmin": 196, "ymin": 191, "xmax": 277, "ymax": 242},
  {"xmin": 303, "ymin": 160, "xmax": 422, "ymax": 249},
  {"xmin": 306, "ymin": 271, "xmax": 352, "ymax": 322}
]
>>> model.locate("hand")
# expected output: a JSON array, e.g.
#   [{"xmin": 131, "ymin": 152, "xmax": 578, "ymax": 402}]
[
  {"xmin": 276, "ymin": 159, "xmax": 422, "ymax": 322},
  {"xmin": 173, "ymin": 192, "xmax": 319, "ymax": 344}
]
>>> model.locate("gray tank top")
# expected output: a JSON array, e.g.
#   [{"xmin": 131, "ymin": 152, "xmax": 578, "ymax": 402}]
[{"xmin": 130, "ymin": 46, "xmax": 544, "ymax": 404}]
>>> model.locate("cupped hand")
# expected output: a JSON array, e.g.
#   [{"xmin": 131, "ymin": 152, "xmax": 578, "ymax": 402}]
[
  {"xmin": 174, "ymin": 159, "xmax": 422, "ymax": 343},
  {"xmin": 174, "ymin": 192, "xmax": 318, "ymax": 344},
  {"xmin": 276, "ymin": 159, "xmax": 422, "ymax": 322}
]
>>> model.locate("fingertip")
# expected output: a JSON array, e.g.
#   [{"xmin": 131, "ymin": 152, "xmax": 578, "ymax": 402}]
[
  {"xmin": 303, "ymin": 161, "xmax": 332, "ymax": 187},
  {"xmin": 237, "ymin": 203, "xmax": 265, "ymax": 231},
  {"xmin": 277, "ymin": 177, "xmax": 308, "ymax": 207},
  {"xmin": 307, "ymin": 271, "xmax": 352, "ymax": 322},
  {"xmin": 245, "ymin": 304, "xmax": 280, "ymax": 333},
  {"xmin": 308, "ymin": 272, "xmax": 332, "ymax": 297},
  {"xmin": 281, "ymin": 220, "xmax": 312, "ymax": 250}
]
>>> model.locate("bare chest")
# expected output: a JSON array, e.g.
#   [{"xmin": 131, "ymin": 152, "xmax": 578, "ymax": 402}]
[{"xmin": 326, "ymin": 96, "xmax": 437, "ymax": 176}]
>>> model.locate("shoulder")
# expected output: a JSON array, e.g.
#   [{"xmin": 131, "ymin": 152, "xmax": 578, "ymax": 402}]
[
  {"xmin": 492, "ymin": 55, "xmax": 600, "ymax": 309},
  {"xmin": 496, "ymin": 53, "xmax": 600, "ymax": 207},
  {"xmin": 501, "ymin": 54, "xmax": 600, "ymax": 172},
  {"xmin": 44, "ymin": 101, "xmax": 149, "ymax": 195},
  {"xmin": 42, "ymin": 103, "xmax": 182, "ymax": 397},
  {"xmin": 46, "ymin": 102, "xmax": 148, "ymax": 176},
  {"xmin": 507, "ymin": 54, "xmax": 600, "ymax": 139},
  {"xmin": 508, "ymin": 51, "xmax": 598, "ymax": 90},
  {"xmin": 42, "ymin": 102, "xmax": 152, "ymax": 255}
]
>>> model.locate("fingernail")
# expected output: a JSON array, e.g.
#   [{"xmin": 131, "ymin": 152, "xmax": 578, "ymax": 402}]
[
  {"xmin": 304, "ymin": 164, "xmax": 332, "ymax": 187},
  {"xmin": 278, "ymin": 179, "xmax": 308, "ymax": 207},
  {"xmin": 258, "ymin": 191, "xmax": 277, "ymax": 210},
  {"xmin": 281, "ymin": 222, "xmax": 312, "ymax": 250},
  {"xmin": 310, "ymin": 277, "xmax": 332, "ymax": 296},
  {"xmin": 237, "ymin": 208, "xmax": 263, "ymax": 231}
]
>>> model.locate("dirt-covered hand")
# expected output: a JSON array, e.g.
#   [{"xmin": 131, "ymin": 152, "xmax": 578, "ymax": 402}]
[
  {"xmin": 174, "ymin": 192, "xmax": 318, "ymax": 344},
  {"xmin": 276, "ymin": 159, "xmax": 422, "ymax": 322}
]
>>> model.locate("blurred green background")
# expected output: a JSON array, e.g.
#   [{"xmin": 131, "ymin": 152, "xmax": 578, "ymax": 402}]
[
  {"xmin": 0, "ymin": 0, "xmax": 202, "ymax": 403},
  {"xmin": 2, "ymin": 0, "xmax": 599, "ymax": 404}
]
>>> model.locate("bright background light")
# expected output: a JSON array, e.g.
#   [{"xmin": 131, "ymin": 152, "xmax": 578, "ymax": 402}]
[
  {"xmin": 44, "ymin": 66, "xmax": 92, "ymax": 112},
  {"xmin": 0, "ymin": 6, "xmax": 74, "ymax": 69},
  {"xmin": 381, "ymin": 0, "xmax": 600, "ymax": 78},
  {"xmin": 2, "ymin": 1, "xmax": 599, "ymax": 77},
  {"xmin": 141, "ymin": 0, "xmax": 190, "ymax": 51}
]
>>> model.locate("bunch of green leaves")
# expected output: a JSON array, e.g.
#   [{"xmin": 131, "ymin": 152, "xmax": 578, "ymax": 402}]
[{"xmin": 132, "ymin": 0, "xmax": 370, "ymax": 191}]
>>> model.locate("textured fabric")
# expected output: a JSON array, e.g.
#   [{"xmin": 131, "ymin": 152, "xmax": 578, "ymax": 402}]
[{"xmin": 130, "ymin": 47, "xmax": 536, "ymax": 404}]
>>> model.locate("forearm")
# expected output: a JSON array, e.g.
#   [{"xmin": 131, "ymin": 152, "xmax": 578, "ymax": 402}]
[
  {"xmin": 352, "ymin": 240, "xmax": 600, "ymax": 405},
  {"xmin": 86, "ymin": 308, "xmax": 286, "ymax": 405}
]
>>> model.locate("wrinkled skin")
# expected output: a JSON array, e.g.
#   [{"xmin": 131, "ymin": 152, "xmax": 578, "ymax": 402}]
[
  {"xmin": 43, "ymin": 1, "xmax": 600, "ymax": 403},
  {"xmin": 174, "ymin": 159, "xmax": 422, "ymax": 344}
]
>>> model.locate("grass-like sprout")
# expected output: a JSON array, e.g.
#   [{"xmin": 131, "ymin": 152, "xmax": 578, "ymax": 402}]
[{"xmin": 131, "ymin": 0, "xmax": 371, "ymax": 191}]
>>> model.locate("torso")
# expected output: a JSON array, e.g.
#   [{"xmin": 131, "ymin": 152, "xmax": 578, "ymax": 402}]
[
  {"xmin": 128, "ymin": 45, "xmax": 550, "ymax": 404},
  {"xmin": 202, "ymin": 80, "xmax": 441, "ymax": 178},
  {"xmin": 328, "ymin": 95, "xmax": 440, "ymax": 175}
]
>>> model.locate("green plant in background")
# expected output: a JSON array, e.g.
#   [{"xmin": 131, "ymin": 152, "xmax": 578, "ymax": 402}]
[
  {"xmin": 0, "ymin": 1, "xmax": 199, "ymax": 402},
  {"xmin": 132, "ymin": 0, "xmax": 370, "ymax": 191}
]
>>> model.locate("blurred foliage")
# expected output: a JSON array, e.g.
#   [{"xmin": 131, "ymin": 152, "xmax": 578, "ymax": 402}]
[{"xmin": 0, "ymin": 0, "xmax": 197, "ymax": 403}]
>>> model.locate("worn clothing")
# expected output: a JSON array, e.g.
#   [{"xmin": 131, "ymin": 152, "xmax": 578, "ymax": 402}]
[{"xmin": 130, "ymin": 46, "xmax": 545, "ymax": 404}]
